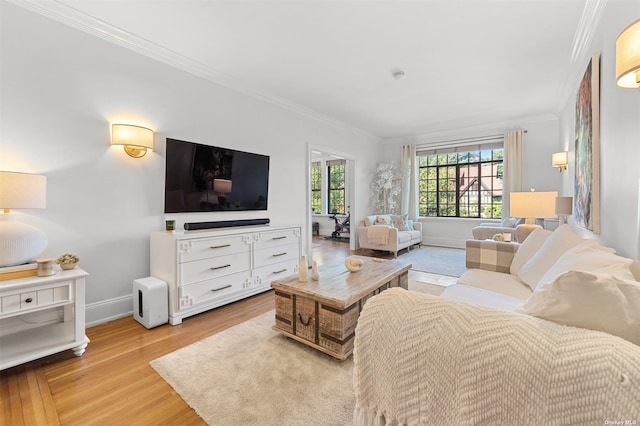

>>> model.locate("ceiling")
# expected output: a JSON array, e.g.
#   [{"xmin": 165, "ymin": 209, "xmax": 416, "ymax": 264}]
[{"xmin": 23, "ymin": 0, "xmax": 594, "ymax": 140}]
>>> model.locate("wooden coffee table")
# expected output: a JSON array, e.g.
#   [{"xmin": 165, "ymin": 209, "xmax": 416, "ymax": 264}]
[{"xmin": 271, "ymin": 256, "xmax": 411, "ymax": 360}]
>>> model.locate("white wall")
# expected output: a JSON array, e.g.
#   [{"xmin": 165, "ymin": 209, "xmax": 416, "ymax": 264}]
[
  {"xmin": 0, "ymin": 3, "xmax": 379, "ymax": 325},
  {"xmin": 379, "ymin": 117, "xmax": 562, "ymax": 247},
  {"xmin": 557, "ymin": 0, "xmax": 640, "ymax": 258}
]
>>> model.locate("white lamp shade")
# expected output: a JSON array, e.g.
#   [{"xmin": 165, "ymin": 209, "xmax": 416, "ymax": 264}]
[
  {"xmin": 551, "ymin": 151, "xmax": 568, "ymax": 168},
  {"xmin": 616, "ymin": 18, "xmax": 640, "ymax": 88},
  {"xmin": 510, "ymin": 191, "xmax": 558, "ymax": 219},
  {"xmin": 213, "ymin": 179, "xmax": 232, "ymax": 194},
  {"xmin": 555, "ymin": 196, "xmax": 573, "ymax": 215},
  {"xmin": 111, "ymin": 124, "xmax": 154, "ymax": 158},
  {"xmin": 0, "ymin": 171, "xmax": 46, "ymax": 209}
]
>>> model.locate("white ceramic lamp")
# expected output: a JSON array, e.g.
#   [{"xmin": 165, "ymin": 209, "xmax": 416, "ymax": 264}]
[
  {"xmin": 0, "ymin": 171, "xmax": 48, "ymax": 267},
  {"xmin": 510, "ymin": 190, "xmax": 557, "ymax": 242}
]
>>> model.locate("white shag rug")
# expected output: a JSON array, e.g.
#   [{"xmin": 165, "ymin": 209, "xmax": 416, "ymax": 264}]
[
  {"xmin": 150, "ymin": 282, "xmax": 446, "ymax": 425},
  {"xmin": 150, "ymin": 310, "xmax": 354, "ymax": 426}
]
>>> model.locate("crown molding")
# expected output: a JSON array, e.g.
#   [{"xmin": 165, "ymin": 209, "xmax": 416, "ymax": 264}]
[
  {"xmin": 8, "ymin": 0, "xmax": 377, "ymax": 140},
  {"xmin": 555, "ymin": 0, "xmax": 608, "ymax": 114}
]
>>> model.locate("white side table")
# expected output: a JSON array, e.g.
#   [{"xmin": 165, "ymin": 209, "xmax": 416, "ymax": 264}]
[{"xmin": 0, "ymin": 268, "xmax": 89, "ymax": 370}]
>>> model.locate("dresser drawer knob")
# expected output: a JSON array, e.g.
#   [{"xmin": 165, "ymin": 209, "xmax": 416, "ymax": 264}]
[
  {"xmin": 298, "ymin": 313, "xmax": 312, "ymax": 327},
  {"xmin": 210, "ymin": 264, "xmax": 231, "ymax": 271},
  {"xmin": 272, "ymin": 236, "xmax": 287, "ymax": 240},
  {"xmin": 211, "ymin": 284, "xmax": 232, "ymax": 292},
  {"xmin": 210, "ymin": 244, "xmax": 231, "ymax": 249},
  {"xmin": 272, "ymin": 268, "xmax": 287, "ymax": 274},
  {"xmin": 272, "ymin": 252, "xmax": 287, "ymax": 257},
  {"xmin": 25, "ymin": 297, "xmax": 33, "ymax": 303}
]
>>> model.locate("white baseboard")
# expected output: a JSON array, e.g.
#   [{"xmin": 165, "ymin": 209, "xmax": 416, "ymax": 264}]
[
  {"xmin": 85, "ymin": 294, "xmax": 133, "ymax": 327},
  {"xmin": 422, "ymin": 237, "xmax": 466, "ymax": 249}
]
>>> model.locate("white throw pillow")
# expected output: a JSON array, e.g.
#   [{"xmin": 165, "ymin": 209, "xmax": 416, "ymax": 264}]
[
  {"xmin": 516, "ymin": 270, "xmax": 640, "ymax": 345},
  {"xmin": 391, "ymin": 214, "xmax": 409, "ymax": 230},
  {"xmin": 376, "ymin": 215, "xmax": 391, "ymax": 225},
  {"xmin": 363, "ymin": 215, "xmax": 378, "ymax": 227},
  {"xmin": 536, "ymin": 244, "xmax": 629, "ymax": 287},
  {"xmin": 517, "ymin": 224, "xmax": 596, "ymax": 290},
  {"xmin": 509, "ymin": 228, "xmax": 552, "ymax": 276},
  {"xmin": 501, "ymin": 217, "xmax": 517, "ymax": 228}
]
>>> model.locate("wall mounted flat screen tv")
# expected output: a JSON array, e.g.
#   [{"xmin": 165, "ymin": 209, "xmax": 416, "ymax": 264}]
[{"xmin": 164, "ymin": 138, "xmax": 270, "ymax": 213}]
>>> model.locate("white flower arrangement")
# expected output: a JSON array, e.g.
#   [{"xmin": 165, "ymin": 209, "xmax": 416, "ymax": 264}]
[
  {"xmin": 57, "ymin": 253, "xmax": 79, "ymax": 265},
  {"xmin": 370, "ymin": 162, "xmax": 402, "ymax": 214}
]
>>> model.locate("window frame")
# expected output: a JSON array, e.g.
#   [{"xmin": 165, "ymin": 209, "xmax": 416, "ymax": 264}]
[{"xmin": 418, "ymin": 146, "xmax": 504, "ymax": 219}]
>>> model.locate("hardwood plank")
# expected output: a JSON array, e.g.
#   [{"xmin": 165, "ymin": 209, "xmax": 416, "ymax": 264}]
[{"xmin": 0, "ymin": 237, "xmax": 346, "ymax": 425}]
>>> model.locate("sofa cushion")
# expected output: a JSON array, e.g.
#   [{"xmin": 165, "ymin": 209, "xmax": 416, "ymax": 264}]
[
  {"xmin": 391, "ymin": 214, "xmax": 412, "ymax": 231},
  {"xmin": 509, "ymin": 228, "xmax": 552, "ymax": 276},
  {"xmin": 537, "ymin": 244, "xmax": 633, "ymax": 287},
  {"xmin": 516, "ymin": 225, "xmax": 598, "ymax": 290},
  {"xmin": 363, "ymin": 215, "xmax": 378, "ymax": 227},
  {"xmin": 375, "ymin": 215, "xmax": 392, "ymax": 225},
  {"xmin": 516, "ymin": 270, "xmax": 640, "ymax": 345},
  {"xmin": 397, "ymin": 232, "xmax": 411, "ymax": 244},
  {"xmin": 501, "ymin": 217, "xmax": 517, "ymax": 228},
  {"xmin": 457, "ymin": 268, "xmax": 533, "ymax": 300},
  {"xmin": 440, "ymin": 284, "xmax": 524, "ymax": 311}
]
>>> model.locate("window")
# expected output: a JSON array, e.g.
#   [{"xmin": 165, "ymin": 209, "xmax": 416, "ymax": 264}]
[
  {"xmin": 311, "ymin": 162, "xmax": 322, "ymax": 214},
  {"xmin": 327, "ymin": 159, "xmax": 346, "ymax": 214},
  {"xmin": 418, "ymin": 147, "xmax": 503, "ymax": 218}
]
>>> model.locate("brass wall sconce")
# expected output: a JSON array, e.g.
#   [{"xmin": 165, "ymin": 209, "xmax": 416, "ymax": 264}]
[
  {"xmin": 111, "ymin": 124, "xmax": 154, "ymax": 158},
  {"xmin": 552, "ymin": 151, "xmax": 568, "ymax": 172},
  {"xmin": 616, "ymin": 18, "xmax": 640, "ymax": 89}
]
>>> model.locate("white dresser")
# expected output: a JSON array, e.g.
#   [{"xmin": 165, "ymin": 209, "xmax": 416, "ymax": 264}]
[
  {"xmin": 150, "ymin": 224, "xmax": 301, "ymax": 325},
  {"xmin": 0, "ymin": 268, "xmax": 89, "ymax": 370}
]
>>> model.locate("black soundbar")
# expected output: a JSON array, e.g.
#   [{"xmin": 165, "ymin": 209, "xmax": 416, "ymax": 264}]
[{"xmin": 184, "ymin": 218, "xmax": 270, "ymax": 231}]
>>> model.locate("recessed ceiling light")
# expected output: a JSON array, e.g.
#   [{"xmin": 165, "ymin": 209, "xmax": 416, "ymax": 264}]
[{"xmin": 392, "ymin": 69, "xmax": 406, "ymax": 80}]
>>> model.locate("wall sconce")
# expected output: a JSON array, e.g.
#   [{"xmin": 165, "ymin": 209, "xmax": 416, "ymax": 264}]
[
  {"xmin": 616, "ymin": 18, "xmax": 640, "ymax": 89},
  {"xmin": 111, "ymin": 124, "xmax": 154, "ymax": 158},
  {"xmin": 552, "ymin": 151, "xmax": 568, "ymax": 172}
]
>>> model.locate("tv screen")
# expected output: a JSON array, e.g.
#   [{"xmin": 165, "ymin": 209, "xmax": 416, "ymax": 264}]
[{"xmin": 164, "ymin": 138, "xmax": 269, "ymax": 213}]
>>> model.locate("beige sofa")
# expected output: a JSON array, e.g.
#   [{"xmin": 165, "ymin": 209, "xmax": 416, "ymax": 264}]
[
  {"xmin": 357, "ymin": 214, "xmax": 422, "ymax": 258},
  {"xmin": 353, "ymin": 224, "xmax": 640, "ymax": 423}
]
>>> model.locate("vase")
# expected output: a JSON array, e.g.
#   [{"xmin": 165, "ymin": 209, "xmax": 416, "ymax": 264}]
[
  {"xmin": 60, "ymin": 262, "xmax": 77, "ymax": 270},
  {"xmin": 298, "ymin": 255, "xmax": 308, "ymax": 282}
]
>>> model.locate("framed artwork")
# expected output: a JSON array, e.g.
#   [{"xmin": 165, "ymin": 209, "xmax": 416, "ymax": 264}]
[{"xmin": 574, "ymin": 52, "xmax": 600, "ymax": 234}]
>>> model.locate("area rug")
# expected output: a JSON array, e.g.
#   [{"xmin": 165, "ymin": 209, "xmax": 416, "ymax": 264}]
[
  {"xmin": 402, "ymin": 245, "xmax": 466, "ymax": 277},
  {"xmin": 150, "ymin": 311, "xmax": 354, "ymax": 426}
]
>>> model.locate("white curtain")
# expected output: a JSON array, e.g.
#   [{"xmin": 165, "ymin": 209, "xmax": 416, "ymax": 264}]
[
  {"xmin": 401, "ymin": 144, "xmax": 419, "ymax": 220},
  {"xmin": 503, "ymin": 129, "xmax": 524, "ymax": 219}
]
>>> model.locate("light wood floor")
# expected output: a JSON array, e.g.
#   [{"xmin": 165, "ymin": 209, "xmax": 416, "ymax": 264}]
[{"xmin": 1, "ymin": 237, "xmax": 359, "ymax": 426}]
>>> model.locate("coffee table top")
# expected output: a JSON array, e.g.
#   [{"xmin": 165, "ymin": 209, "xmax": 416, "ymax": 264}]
[{"xmin": 271, "ymin": 255, "xmax": 411, "ymax": 309}]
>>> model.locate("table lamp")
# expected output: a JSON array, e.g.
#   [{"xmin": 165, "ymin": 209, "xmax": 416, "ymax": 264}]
[
  {"xmin": 214, "ymin": 179, "xmax": 232, "ymax": 207},
  {"xmin": 510, "ymin": 190, "xmax": 557, "ymax": 242},
  {"xmin": 555, "ymin": 196, "xmax": 573, "ymax": 224},
  {"xmin": 0, "ymin": 171, "xmax": 48, "ymax": 267}
]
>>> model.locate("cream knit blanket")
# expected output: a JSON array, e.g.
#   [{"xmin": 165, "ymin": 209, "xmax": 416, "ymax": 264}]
[
  {"xmin": 353, "ymin": 288, "xmax": 640, "ymax": 425},
  {"xmin": 366, "ymin": 225, "xmax": 391, "ymax": 245}
]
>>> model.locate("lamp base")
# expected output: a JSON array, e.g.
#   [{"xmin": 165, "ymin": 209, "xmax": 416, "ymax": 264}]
[
  {"xmin": 0, "ymin": 221, "xmax": 48, "ymax": 267},
  {"xmin": 515, "ymin": 223, "xmax": 542, "ymax": 243}
]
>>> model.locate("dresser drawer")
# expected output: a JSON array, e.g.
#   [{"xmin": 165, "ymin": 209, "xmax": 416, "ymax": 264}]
[
  {"xmin": 0, "ymin": 282, "xmax": 71, "ymax": 315},
  {"xmin": 179, "ymin": 252, "xmax": 251, "ymax": 285},
  {"xmin": 177, "ymin": 234, "xmax": 251, "ymax": 263},
  {"xmin": 253, "ymin": 259, "xmax": 298, "ymax": 286},
  {"xmin": 179, "ymin": 272, "xmax": 252, "ymax": 306},
  {"xmin": 255, "ymin": 228, "xmax": 300, "ymax": 250},
  {"xmin": 254, "ymin": 243, "xmax": 300, "ymax": 268}
]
